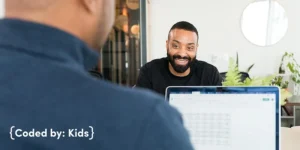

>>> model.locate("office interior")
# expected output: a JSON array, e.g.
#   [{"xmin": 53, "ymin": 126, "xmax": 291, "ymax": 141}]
[
  {"xmin": 104, "ymin": 0, "xmax": 300, "ymax": 122},
  {"xmin": 1, "ymin": 0, "xmax": 299, "ymax": 149},
  {"xmin": 101, "ymin": 0, "xmax": 300, "ymax": 148}
]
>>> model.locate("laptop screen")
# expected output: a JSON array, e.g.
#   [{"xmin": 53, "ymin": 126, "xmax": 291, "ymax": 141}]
[{"xmin": 166, "ymin": 86, "xmax": 280, "ymax": 150}]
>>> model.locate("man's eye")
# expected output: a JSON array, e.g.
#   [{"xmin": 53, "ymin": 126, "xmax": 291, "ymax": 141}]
[
  {"xmin": 188, "ymin": 47, "xmax": 194, "ymax": 50},
  {"xmin": 172, "ymin": 45, "xmax": 179, "ymax": 48}
]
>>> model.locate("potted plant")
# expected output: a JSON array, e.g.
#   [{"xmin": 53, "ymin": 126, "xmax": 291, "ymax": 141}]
[
  {"xmin": 222, "ymin": 58, "xmax": 274, "ymax": 86},
  {"xmin": 222, "ymin": 57, "xmax": 292, "ymax": 105},
  {"xmin": 235, "ymin": 52, "xmax": 255, "ymax": 73},
  {"xmin": 284, "ymin": 52, "xmax": 300, "ymax": 96},
  {"xmin": 220, "ymin": 52, "xmax": 254, "ymax": 82}
]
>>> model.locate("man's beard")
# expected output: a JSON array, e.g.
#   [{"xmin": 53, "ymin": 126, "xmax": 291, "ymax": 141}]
[{"xmin": 167, "ymin": 53, "xmax": 195, "ymax": 73}]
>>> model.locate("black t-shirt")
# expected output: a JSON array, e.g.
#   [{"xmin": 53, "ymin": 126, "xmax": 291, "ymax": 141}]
[{"xmin": 136, "ymin": 57, "xmax": 223, "ymax": 95}]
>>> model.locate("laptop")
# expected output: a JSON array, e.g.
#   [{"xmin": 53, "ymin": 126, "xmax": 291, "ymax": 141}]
[{"xmin": 165, "ymin": 86, "xmax": 280, "ymax": 150}]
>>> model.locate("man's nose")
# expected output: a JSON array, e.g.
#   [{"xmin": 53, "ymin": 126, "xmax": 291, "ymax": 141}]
[{"xmin": 177, "ymin": 49, "xmax": 188, "ymax": 56}]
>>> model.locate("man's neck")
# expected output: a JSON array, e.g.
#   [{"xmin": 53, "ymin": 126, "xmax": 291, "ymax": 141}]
[{"xmin": 168, "ymin": 63, "xmax": 190, "ymax": 77}]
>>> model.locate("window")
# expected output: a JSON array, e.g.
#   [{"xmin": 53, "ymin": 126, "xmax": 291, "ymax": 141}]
[{"xmin": 97, "ymin": 0, "xmax": 146, "ymax": 86}]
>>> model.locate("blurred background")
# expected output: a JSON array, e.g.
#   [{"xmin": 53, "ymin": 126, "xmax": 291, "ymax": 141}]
[{"xmin": 99, "ymin": 0, "xmax": 145, "ymax": 87}]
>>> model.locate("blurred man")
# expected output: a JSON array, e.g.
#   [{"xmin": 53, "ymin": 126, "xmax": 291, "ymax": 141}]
[
  {"xmin": 136, "ymin": 21, "xmax": 222, "ymax": 95},
  {"xmin": 0, "ymin": 1, "xmax": 194, "ymax": 150}
]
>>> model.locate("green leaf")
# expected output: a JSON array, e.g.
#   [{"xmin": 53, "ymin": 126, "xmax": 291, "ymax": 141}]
[
  {"xmin": 222, "ymin": 57, "xmax": 243, "ymax": 86},
  {"xmin": 246, "ymin": 64, "xmax": 255, "ymax": 73},
  {"xmin": 287, "ymin": 63, "xmax": 295, "ymax": 73},
  {"xmin": 262, "ymin": 75, "xmax": 276, "ymax": 85},
  {"xmin": 282, "ymin": 81, "xmax": 289, "ymax": 89},
  {"xmin": 243, "ymin": 78, "xmax": 252, "ymax": 86},
  {"xmin": 248, "ymin": 77, "xmax": 263, "ymax": 86},
  {"xmin": 281, "ymin": 89, "xmax": 292, "ymax": 106}
]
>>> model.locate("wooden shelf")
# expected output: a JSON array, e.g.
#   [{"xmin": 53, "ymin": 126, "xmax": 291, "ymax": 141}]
[{"xmin": 285, "ymin": 102, "xmax": 300, "ymax": 107}]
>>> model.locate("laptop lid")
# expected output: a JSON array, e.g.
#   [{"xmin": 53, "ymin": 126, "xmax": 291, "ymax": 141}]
[{"xmin": 165, "ymin": 86, "xmax": 280, "ymax": 150}]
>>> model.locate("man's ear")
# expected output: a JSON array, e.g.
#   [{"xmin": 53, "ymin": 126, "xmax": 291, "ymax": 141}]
[
  {"xmin": 81, "ymin": 0, "xmax": 98, "ymax": 14},
  {"xmin": 166, "ymin": 40, "xmax": 168, "ymax": 51}
]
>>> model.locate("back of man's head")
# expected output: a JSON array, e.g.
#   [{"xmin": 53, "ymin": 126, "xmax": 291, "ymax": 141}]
[{"xmin": 5, "ymin": 0, "xmax": 115, "ymax": 50}]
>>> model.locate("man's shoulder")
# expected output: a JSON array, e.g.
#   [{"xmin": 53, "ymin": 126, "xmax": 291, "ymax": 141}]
[
  {"xmin": 85, "ymin": 79, "xmax": 167, "ymax": 110},
  {"xmin": 194, "ymin": 60, "xmax": 218, "ymax": 70},
  {"xmin": 87, "ymin": 82, "xmax": 192, "ymax": 150},
  {"xmin": 142, "ymin": 57, "xmax": 167, "ymax": 70}
]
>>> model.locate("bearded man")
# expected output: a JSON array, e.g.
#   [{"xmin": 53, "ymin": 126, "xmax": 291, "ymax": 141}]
[{"xmin": 136, "ymin": 21, "xmax": 223, "ymax": 95}]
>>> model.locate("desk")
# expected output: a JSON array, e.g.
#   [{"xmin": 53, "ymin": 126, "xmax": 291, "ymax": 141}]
[{"xmin": 281, "ymin": 127, "xmax": 300, "ymax": 150}]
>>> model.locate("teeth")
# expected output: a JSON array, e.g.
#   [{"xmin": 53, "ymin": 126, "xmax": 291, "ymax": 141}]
[{"xmin": 175, "ymin": 59, "xmax": 187, "ymax": 64}]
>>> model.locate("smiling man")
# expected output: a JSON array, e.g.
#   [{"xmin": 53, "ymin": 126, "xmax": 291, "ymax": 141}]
[{"xmin": 136, "ymin": 21, "xmax": 223, "ymax": 95}]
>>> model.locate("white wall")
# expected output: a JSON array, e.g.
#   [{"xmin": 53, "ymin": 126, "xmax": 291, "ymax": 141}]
[{"xmin": 147, "ymin": 0, "xmax": 300, "ymax": 77}]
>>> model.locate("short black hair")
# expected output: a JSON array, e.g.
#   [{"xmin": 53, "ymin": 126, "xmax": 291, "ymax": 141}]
[{"xmin": 168, "ymin": 21, "xmax": 198, "ymax": 40}]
